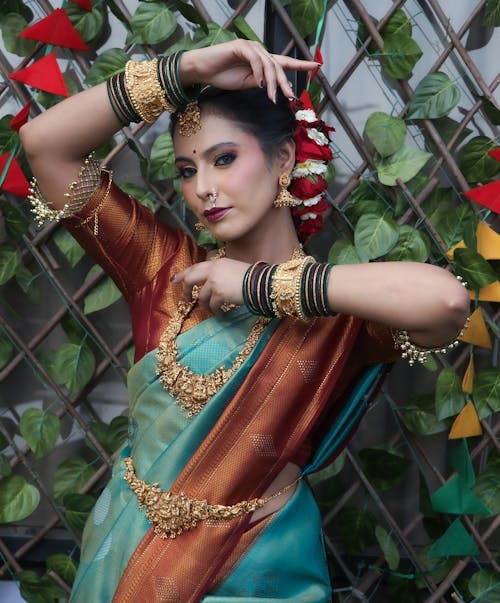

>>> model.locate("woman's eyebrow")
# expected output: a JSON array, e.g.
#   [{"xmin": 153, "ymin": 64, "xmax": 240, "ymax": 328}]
[{"xmin": 175, "ymin": 142, "xmax": 240, "ymax": 163}]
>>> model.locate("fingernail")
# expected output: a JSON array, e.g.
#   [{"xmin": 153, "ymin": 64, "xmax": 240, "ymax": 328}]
[{"xmin": 273, "ymin": 92, "xmax": 277, "ymax": 104}]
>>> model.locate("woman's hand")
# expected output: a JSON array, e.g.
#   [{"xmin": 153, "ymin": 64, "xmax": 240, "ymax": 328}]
[
  {"xmin": 172, "ymin": 258, "xmax": 249, "ymax": 315},
  {"xmin": 180, "ymin": 39, "xmax": 319, "ymax": 102}
]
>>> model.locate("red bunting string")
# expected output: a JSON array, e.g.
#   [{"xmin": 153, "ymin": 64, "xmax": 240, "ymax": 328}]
[
  {"xmin": 299, "ymin": 89, "xmax": 315, "ymax": 110},
  {"xmin": 10, "ymin": 52, "xmax": 69, "ymax": 97},
  {"xmin": 464, "ymin": 180, "xmax": 500, "ymax": 214},
  {"xmin": 308, "ymin": 47, "xmax": 324, "ymax": 86},
  {"xmin": 0, "ymin": 153, "xmax": 29, "ymax": 198},
  {"xmin": 10, "ymin": 100, "xmax": 32, "ymax": 132},
  {"xmin": 70, "ymin": 0, "xmax": 92, "ymax": 11},
  {"xmin": 20, "ymin": 8, "xmax": 88, "ymax": 51}
]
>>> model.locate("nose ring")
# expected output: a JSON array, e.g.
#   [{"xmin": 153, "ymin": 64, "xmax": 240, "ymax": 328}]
[{"xmin": 208, "ymin": 188, "xmax": 218, "ymax": 208}]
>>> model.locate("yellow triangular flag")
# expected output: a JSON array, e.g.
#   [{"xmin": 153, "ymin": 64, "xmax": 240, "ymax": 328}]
[
  {"xmin": 446, "ymin": 239, "xmax": 466, "ymax": 260},
  {"xmin": 477, "ymin": 221, "xmax": 500, "ymax": 260},
  {"xmin": 449, "ymin": 400, "xmax": 482, "ymax": 439},
  {"xmin": 462, "ymin": 355, "xmax": 475, "ymax": 393},
  {"xmin": 459, "ymin": 307, "xmax": 492, "ymax": 349},
  {"xmin": 469, "ymin": 281, "xmax": 500, "ymax": 302}
]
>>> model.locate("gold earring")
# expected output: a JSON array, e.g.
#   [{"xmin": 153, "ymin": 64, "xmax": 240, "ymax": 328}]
[
  {"xmin": 274, "ymin": 173, "xmax": 297, "ymax": 207},
  {"xmin": 195, "ymin": 221, "xmax": 205, "ymax": 231}
]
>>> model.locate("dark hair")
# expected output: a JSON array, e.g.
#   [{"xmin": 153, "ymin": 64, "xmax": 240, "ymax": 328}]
[{"xmin": 170, "ymin": 87, "xmax": 295, "ymax": 160}]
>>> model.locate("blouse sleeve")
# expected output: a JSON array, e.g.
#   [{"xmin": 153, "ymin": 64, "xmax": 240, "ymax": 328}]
[
  {"xmin": 62, "ymin": 168, "xmax": 190, "ymax": 300},
  {"xmin": 357, "ymin": 320, "xmax": 400, "ymax": 364}
]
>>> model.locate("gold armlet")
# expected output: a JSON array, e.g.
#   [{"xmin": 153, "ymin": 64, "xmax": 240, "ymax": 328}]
[{"xmin": 28, "ymin": 153, "xmax": 101, "ymax": 227}]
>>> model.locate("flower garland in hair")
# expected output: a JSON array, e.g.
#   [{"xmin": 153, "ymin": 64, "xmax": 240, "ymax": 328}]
[{"xmin": 289, "ymin": 94, "xmax": 335, "ymax": 242}]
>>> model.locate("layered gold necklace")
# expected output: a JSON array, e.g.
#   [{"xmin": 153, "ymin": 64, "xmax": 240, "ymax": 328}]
[{"xmin": 156, "ymin": 246, "xmax": 303, "ymax": 418}]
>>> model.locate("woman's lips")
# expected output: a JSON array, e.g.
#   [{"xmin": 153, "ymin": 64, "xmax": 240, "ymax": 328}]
[{"xmin": 203, "ymin": 207, "xmax": 231, "ymax": 222}]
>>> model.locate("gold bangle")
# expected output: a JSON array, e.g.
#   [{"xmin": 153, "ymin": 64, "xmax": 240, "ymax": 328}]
[
  {"xmin": 271, "ymin": 255, "xmax": 314, "ymax": 319},
  {"xmin": 124, "ymin": 59, "xmax": 169, "ymax": 123}
]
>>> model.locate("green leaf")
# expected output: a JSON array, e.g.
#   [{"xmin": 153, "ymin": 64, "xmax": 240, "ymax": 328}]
[
  {"xmin": 459, "ymin": 136, "xmax": 500, "ymax": 182},
  {"xmin": 89, "ymin": 416, "xmax": 128, "ymax": 454},
  {"xmin": 385, "ymin": 225, "xmax": 430, "ymax": 262},
  {"xmin": 382, "ymin": 9, "xmax": 412, "ymax": 38},
  {"xmin": 387, "ymin": 575, "xmax": 419, "ymax": 603},
  {"xmin": 381, "ymin": 33, "xmax": 423, "ymax": 79},
  {"xmin": 149, "ymin": 131, "xmax": 176, "ymax": 181},
  {"xmin": 173, "ymin": 0, "xmax": 208, "ymax": 34},
  {"xmin": 375, "ymin": 525, "xmax": 400, "ymax": 570},
  {"xmin": 469, "ymin": 569, "xmax": 500, "ymax": 601},
  {"xmin": 393, "ymin": 173, "xmax": 429, "ymax": 217},
  {"xmin": 46, "ymin": 553, "xmax": 77, "ymax": 587},
  {"xmin": 291, "ymin": 0, "xmax": 323, "ymax": 37},
  {"xmin": 62, "ymin": 492, "xmax": 96, "ymax": 533},
  {"xmin": 473, "ymin": 369, "xmax": 500, "ymax": 419},
  {"xmin": 454, "ymin": 248, "xmax": 498, "ymax": 289},
  {"xmin": 356, "ymin": 15, "xmax": 378, "ymax": 53},
  {"xmin": 65, "ymin": 0, "xmax": 106, "ymax": 44},
  {"xmin": 0, "ymin": 0, "xmax": 26, "ymax": 17},
  {"xmin": 434, "ymin": 201, "xmax": 476, "ymax": 248},
  {"xmin": 376, "ymin": 145, "xmax": 432, "ymax": 186},
  {"xmin": 20, "ymin": 408, "xmax": 60, "ymax": 459},
  {"xmin": 0, "ymin": 336, "xmax": 13, "ymax": 370},
  {"xmin": 52, "ymin": 342, "xmax": 96, "ymax": 394},
  {"xmin": 0, "ymin": 244, "xmax": 20, "ymax": 285},
  {"xmin": 0, "ymin": 116, "xmax": 17, "ymax": 156},
  {"xmin": 328, "ymin": 239, "xmax": 365, "ymax": 264},
  {"xmin": 16, "ymin": 264, "xmax": 41, "ymax": 304},
  {"xmin": 408, "ymin": 72, "xmax": 461, "ymax": 119},
  {"xmin": 335, "ymin": 506, "xmax": 377, "ymax": 555},
  {"xmin": 479, "ymin": 95, "xmax": 500, "ymax": 125},
  {"xmin": 345, "ymin": 199, "xmax": 388, "ymax": 226},
  {"xmin": 36, "ymin": 76, "xmax": 79, "ymax": 110},
  {"xmin": 0, "ymin": 474, "xmax": 40, "ymax": 522},
  {"xmin": 232, "ymin": 15, "xmax": 261, "ymax": 42},
  {"xmin": 403, "ymin": 393, "xmax": 448, "ymax": 435},
  {"xmin": 84, "ymin": 48, "xmax": 128, "ymax": 87},
  {"xmin": 434, "ymin": 368, "xmax": 466, "ymax": 420},
  {"xmin": 364, "ymin": 112, "xmax": 407, "ymax": 157},
  {"xmin": 16, "ymin": 570, "xmax": 62, "ymax": 603},
  {"xmin": 354, "ymin": 213, "xmax": 399, "ymax": 260},
  {"xmin": 126, "ymin": 345, "xmax": 135, "ymax": 368},
  {"xmin": 0, "ymin": 199, "xmax": 29, "ymax": 239},
  {"xmin": 308, "ymin": 451, "xmax": 346, "ymax": 487},
  {"xmin": 359, "ymin": 447, "xmax": 411, "ymax": 490},
  {"xmin": 0, "ymin": 13, "xmax": 36, "ymax": 56},
  {"xmin": 119, "ymin": 182, "xmax": 156, "ymax": 212},
  {"xmin": 190, "ymin": 22, "xmax": 236, "ymax": 48},
  {"xmin": 127, "ymin": 2, "xmax": 176, "ymax": 45},
  {"xmin": 53, "ymin": 228, "xmax": 86, "ymax": 267},
  {"xmin": 432, "ymin": 116, "xmax": 473, "ymax": 147},
  {"xmin": 54, "ymin": 456, "xmax": 96, "ymax": 501},
  {"xmin": 83, "ymin": 265, "xmax": 122, "ymax": 314},
  {"xmin": 61, "ymin": 314, "xmax": 86, "ymax": 345},
  {"xmin": 0, "ymin": 453, "xmax": 11, "ymax": 477},
  {"xmin": 416, "ymin": 546, "xmax": 455, "ymax": 588},
  {"xmin": 482, "ymin": 0, "xmax": 500, "ymax": 26},
  {"xmin": 472, "ymin": 468, "xmax": 500, "ymax": 515}
]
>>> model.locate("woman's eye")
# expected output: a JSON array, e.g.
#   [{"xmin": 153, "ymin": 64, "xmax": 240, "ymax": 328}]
[
  {"xmin": 177, "ymin": 166, "xmax": 196, "ymax": 179},
  {"xmin": 215, "ymin": 152, "xmax": 236, "ymax": 167}
]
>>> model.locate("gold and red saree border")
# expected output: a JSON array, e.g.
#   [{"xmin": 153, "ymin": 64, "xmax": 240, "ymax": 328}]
[{"xmin": 113, "ymin": 313, "xmax": 365, "ymax": 602}]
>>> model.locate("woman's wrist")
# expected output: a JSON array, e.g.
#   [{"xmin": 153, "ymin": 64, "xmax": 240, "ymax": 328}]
[{"xmin": 178, "ymin": 50, "xmax": 200, "ymax": 89}]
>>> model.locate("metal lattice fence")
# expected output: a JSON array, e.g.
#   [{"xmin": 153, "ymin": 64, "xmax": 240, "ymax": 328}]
[{"xmin": 0, "ymin": 0, "xmax": 499, "ymax": 601}]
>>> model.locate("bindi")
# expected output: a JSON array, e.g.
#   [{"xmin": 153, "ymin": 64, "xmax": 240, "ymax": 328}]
[{"xmin": 192, "ymin": 149, "xmax": 197, "ymax": 154}]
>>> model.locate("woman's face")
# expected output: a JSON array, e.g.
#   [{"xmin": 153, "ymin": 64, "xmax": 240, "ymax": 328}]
[{"xmin": 173, "ymin": 113, "xmax": 288, "ymax": 244}]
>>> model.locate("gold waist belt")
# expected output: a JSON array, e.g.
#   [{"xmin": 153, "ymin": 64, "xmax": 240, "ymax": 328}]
[{"xmin": 124, "ymin": 456, "xmax": 298, "ymax": 539}]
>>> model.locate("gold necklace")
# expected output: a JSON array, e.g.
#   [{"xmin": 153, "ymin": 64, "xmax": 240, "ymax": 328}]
[{"xmin": 156, "ymin": 246, "xmax": 303, "ymax": 418}]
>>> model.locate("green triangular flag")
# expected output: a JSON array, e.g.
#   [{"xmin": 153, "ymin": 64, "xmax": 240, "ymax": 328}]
[
  {"xmin": 427, "ymin": 518, "xmax": 479, "ymax": 558},
  {"xmin": 450, "ymin": 439, "xmax": 475, "ymax": 488},
  {"xmin": 431, "ymin": 475, "xmax": 491, "ymax": 515}
]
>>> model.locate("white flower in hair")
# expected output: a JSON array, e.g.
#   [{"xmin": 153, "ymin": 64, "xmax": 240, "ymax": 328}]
[
  {"xmin": 292, "ymin": 159, "xmax": 327, "ymax": 178},
  {"xmin": 307, "ymin": 128, "xmax": 329, "ymax": 146},
  {"xmin": 301, "ymin": 194, "xmax": 323, "ymax": 207},
  {"xmin": 299, "ymin": 212, "xmax": 318, "ymax": 221},
  {"xmin": 295, "ymin": 109, "xmax": 317, "ymax": 123}
]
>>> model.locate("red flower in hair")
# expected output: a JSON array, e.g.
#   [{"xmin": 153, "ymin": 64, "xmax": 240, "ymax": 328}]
[
  {"xmin": 297, "ymin": 217, "xmax": 324, "ymax": 236},
  {"xmin": 294, "ymin": 198, "xmax": 329, "ymax": 217},
  {"xmin": 290, "ymin": 175, "xmax": 327, "ymax": 198},
  {"xmin": 294, "ymin": 125, "xmax": 333, "ymax": 162}
]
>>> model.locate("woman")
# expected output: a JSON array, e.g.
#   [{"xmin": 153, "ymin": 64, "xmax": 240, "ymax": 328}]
[{"xmin": 20, "ymin": 40, "xmax": 469, "ymax": 602}]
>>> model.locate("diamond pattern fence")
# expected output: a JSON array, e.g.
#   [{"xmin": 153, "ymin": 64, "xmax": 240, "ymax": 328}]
[{"xmin": 0, "ymin": 0, "xmax": 498, "ymax": 601}]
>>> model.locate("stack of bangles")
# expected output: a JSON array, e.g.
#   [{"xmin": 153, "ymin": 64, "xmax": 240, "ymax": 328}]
[
  {"xmin": 106, "ymin": 50, "xmax": 201, "ymax": 135},
  {"xmin": 242, "ymin": 256, "xmax": 334, "ymax": 320}
]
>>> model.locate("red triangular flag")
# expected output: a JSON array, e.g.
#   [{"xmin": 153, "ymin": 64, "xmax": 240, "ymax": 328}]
[
  {"xmin": 0, "ymin": 153, "xmax": 29, "ymax": 197},
  {"xmin": 488, "ymin": 147, "xmax": 500, "ymax": 162},
  {"xmin": 463, "ymin": 180, "xmax": 500, "ymax": 214},
  {"xmin": 308, "ymin": 47, "xmax": 324, "ymax": 84},
  {"xmin": 70, "ymin": 0, "xmax": 92, "ymax": 11},
  {"xmin": 10, "ymin": 100, "xmax": 32, "ymax": 132},
  {"xmin": 20, "ymin": 8, "xmax": 88, "ymax": 51},
  {"xmin": 299, "ymin": 89, "xmax": 315, "ymax": 110},
  {"xmin": 10, "ymin": 53, "xmax": 69, "ymax": 97}
]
